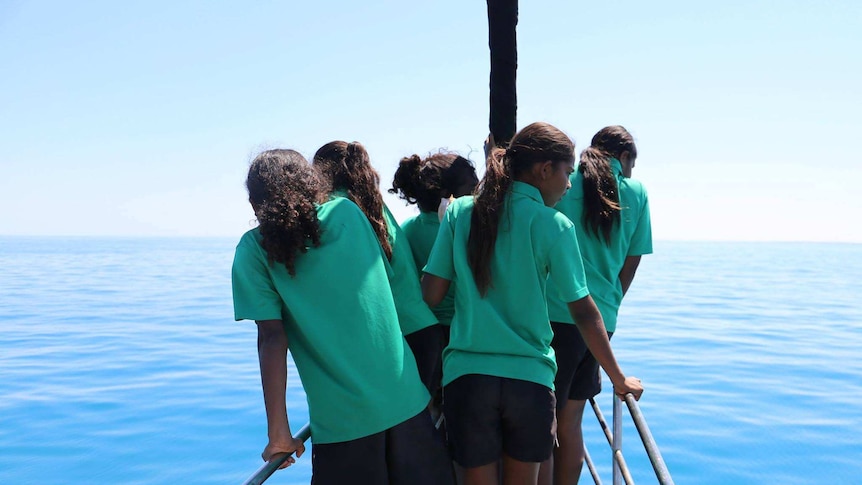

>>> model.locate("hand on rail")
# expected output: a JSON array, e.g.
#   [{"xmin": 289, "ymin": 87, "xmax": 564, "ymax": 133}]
[
  {"xmin": 484, "ymin": 133, "xmax": 497, "ymax": 161},
  {"xmin": 262, "ymin": 436, "xmax": 306, "ymax": 469},
  {"xmin": 614, "ymin": 376, "xmax": 644, "ymax": 401}
]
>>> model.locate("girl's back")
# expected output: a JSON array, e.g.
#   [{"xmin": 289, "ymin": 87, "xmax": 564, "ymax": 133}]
[
  {"xmin": 233, "ymin": 196, "xmax": 429, "ymax": 443},
  {"xmin": 566, "ymin": 165, "xmax": 649, "ymax": 267},
  {"xmin": 402, "ymin": 212, "xmax": 458, "ymax": 326},
  {"xmin": 401, "ymin": 211, "xmax": 440, "ymax": 274},
  {"xmin": 313, "ymin": 141, "xmax": 438, "ymax": 337},
  {"xmin": 426, "ymin": 181, "xmax": 589, "ymax": 390},
  {"xmin": 547, "ymin": 130, "xmax": 653, "ymax": 332}
]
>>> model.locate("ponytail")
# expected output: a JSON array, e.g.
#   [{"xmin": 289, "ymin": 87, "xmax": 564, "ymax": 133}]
[
  {"xmin": 579, "ymin": 125, "xmax": 635, "ymax": 246},
  {"xmin": 246, "ymin": 149, "xmax": 323, "ymax": 276},
  {"xmin": 468, "ymin": 146, "xmax": 513, "ymax": 295},
  {"xmin": 468, "ymin": 122, "xmax": 574, "ymax": 296},
  {"xmin": 390, "ymin": 154, "xmax": 435, "ymax": 211},
  {"xmin": 579, "ymin": 146, "xmax": 621, "ymax": 245},
  {"xmin": 313, "ymin": 141, "xmax": 392, "ymax": 260}
]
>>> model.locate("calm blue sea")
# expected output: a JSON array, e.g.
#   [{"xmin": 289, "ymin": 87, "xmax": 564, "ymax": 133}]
[{"xmin": 1, "ymin": 237, "xmax": 861, "ymax": 484}]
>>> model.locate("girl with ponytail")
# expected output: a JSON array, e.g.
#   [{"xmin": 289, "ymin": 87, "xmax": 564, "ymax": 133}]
[
  {"xmin": 422, "ymin": 122, "xmax": 643, "ymax": 485},
  {"xmin": 232, "ymin": 149, "xmax": 453, "ymax": 485},
  {"xmin": 313, "ymin": 141, "xmax": 393, "ymax": 259},
  {"xmin": 543, "ymin": 125, "xmax": 653, "ymax": 484},
  {"xmin": 313, "ymin": 141, "xmax": 441, "ymax": 394}
]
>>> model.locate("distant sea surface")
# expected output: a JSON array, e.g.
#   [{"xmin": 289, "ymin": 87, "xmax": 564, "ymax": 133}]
[{"xmin": 1, "ymin": 237, "xmax": 861, "ymax": 484}]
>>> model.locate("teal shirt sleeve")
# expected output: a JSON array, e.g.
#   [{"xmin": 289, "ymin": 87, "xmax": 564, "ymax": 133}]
[
  {"xmin": 383, "ymin": 205, "xmax": 438, "ymax": 333},
  {"xmin": 547, "ymin": 225, "xmax": 591, "ymax": 303},
  {"xmin": 628, "ymin": 188, "xmax": 653, "ymax": 256},
  {"xmin": 231, "ymin": 236, "xmax": 283, "ymax": 321},
  {"xmin": 423, "ymin": 203, "xmax": 456, "ymax": 281}
]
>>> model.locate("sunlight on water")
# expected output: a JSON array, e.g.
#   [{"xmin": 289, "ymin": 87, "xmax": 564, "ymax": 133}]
[{"xmin": 1, "ymin": 238, "xmax": 860, "ymax": 484}]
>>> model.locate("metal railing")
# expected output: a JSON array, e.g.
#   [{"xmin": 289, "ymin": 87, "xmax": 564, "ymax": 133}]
[
  {"xmin": 586, "ymin": 393, "xmax": 674, "ymax": 485},
  {"xmin": 241, "ymin": 423, "xmax": 312, "ymax": 485},
  {"xmin": 241, "ymin": 393, "xmax": 673, "ymax": 485}
]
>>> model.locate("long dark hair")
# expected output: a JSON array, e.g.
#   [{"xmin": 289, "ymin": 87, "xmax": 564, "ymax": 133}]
[
  {"xmin": 389, "ymin": 151, "xmax": 479, "ymax": 213},
  {"xmin": 468, "ymin": 122, "xmax": 575, "ymax": 296},
  {"xmin": 312, "ymin": 141, "xmax": 392, "ymax": 260},
  {"xmin": 246, "ymin": 149, "xmax": 323, "ymax": 276},
  {"xmin": 580, "ymin": 125, "xmax": 636, "ymax": 245}
]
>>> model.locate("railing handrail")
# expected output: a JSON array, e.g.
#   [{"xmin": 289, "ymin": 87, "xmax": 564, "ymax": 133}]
[
  {"xmin": 241, "ymin": 423, "xmax": 312, "ymax": 485},
  {"xmin": 587, "ymin": 393, "xmax": 675, "ymax": 485},
  {"xmin": 589, "ymin": 397, "xmax": 636, "ymax": 485},
  {"xmin": 623, "ymin": 394, "xmax": 674, "ymax": 485}
]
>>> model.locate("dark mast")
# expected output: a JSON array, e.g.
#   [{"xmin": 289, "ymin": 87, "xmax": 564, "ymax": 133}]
[{"xmin": 486, "ymin": 0, "xmax": 518, "ymax": 147}]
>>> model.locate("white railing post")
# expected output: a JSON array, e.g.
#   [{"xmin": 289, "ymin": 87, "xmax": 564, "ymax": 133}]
[{"xmin": 612, "ymin": 395, "xmax": 623, "ymax": 485}]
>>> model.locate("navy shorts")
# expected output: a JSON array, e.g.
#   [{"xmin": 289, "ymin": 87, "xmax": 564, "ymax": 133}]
[
  {"xmin": 311, "ymin": 409, "xmax": 455, "ymax": 485},
  {"xmin": 443, "ymin": 374, "xmax": 556, "ymax": 467},
  {"xmin": 551, "ymin": 321, "xmax": 613, "ymax": 406}
]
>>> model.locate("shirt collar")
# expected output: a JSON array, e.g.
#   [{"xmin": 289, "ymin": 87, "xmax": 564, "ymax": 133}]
[
  {"xmin": 609, "ymin": 158, "xmax": 624, "ymax": 177},
  {"xmin": 330, "ymin": 188, "xmax": 348, "ymax": 200},
  {"xmin": 418, "ymin": 210, "xmax": 439, "ymax": 222},
  {"xmin": 511, "ymin": 181, "xmax": 544, "ymax": 204}
]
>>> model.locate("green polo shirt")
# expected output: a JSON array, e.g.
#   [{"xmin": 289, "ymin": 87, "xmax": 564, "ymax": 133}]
[
  {"xmin": 232, "ymin": 197, "xmax": 429, "ymax": 444},
  {"xmin": 424, "ymin": 182, "xmax": 591, "ymax": 389},
  {"xmin": 547, "ymin": 158, "xmax": 653, "ymax": 332},
  {"xmin": 401, "ymin": 211, "xmax": 456, "ymax": 326},
  {"xmin": 328, "ymin": 189, "xmax": 438, "ymax": 335}
]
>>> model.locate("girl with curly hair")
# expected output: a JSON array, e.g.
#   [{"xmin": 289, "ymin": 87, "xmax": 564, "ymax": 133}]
[{"xmin": 232, "ymin": 149, "xmax": 454, "ymax": 485}]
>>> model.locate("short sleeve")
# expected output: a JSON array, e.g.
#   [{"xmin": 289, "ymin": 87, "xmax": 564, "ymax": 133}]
[
  {"xmin": 231, "ymin": 240, "xmax": 283, "ymax": 321},
  {"xmin": 423, "ymin": 203, "xmax": 456, "ymax": 281},
  {"xmin": 628, "ymin": 190, "xmax": 653, "ymax": 256},
  {"xmin": 547, "ymin": 225, "xmax": 590, "ymax": 303}
]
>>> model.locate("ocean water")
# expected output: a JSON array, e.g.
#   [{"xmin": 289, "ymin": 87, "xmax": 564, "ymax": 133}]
[{"xmin": 1, "ymin": 237, "xmax": 860, "ymax": 484}]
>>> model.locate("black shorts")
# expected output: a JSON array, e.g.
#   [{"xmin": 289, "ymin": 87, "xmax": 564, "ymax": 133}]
[
  {"xmin": 551, "ymin": 322, "xmax": 613, "ymax": 406},
  {"xmin": 311, "ymin": 409, "xmax": 455, "ymax": 485},
  {"xmin": 443, "ymin": 374, "xmax": 556, "ymax": 467},
  {"xmin": 405, "ymin": 324, "xmax": 446, "ymax": 396}
]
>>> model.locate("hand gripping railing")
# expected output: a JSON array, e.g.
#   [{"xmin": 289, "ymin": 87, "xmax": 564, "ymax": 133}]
[
  {"xmin": 241, "ymin": 423, "xmax": 312, "ymax": 485},
  {"xmin": 586, "ymin": 393, "xmax": 674, "ymax": 485}
]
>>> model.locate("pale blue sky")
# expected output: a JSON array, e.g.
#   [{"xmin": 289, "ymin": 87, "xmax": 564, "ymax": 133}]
[{"xmin": 1, "ymin": 1, "xmax": 860, "ymax": 241}]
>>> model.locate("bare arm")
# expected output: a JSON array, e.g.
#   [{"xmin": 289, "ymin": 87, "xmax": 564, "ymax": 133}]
[
  {"xmin": 567, "ymin": 297, "xmax": 644, "ymax": 400},
  {"xmin": 421, "ymin": 273, "xmax": 451, "ymax": 307},
  {"xmin": 256, "ymin": 319, "xmax": 305, "ymax": 467},
  {"xmin": 618, "ymin": 255, "xmax": 642, "ymax": 297}
]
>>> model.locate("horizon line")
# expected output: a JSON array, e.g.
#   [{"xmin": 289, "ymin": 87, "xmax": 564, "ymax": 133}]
[{"xmin": 1, "ymin": 234, "xmax": 860, "ymax": 245}]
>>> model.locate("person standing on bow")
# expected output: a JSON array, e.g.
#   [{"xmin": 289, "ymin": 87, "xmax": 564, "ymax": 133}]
[
  {"xmin": 313, "ymin": 141, "xmax": 441, "ymax": 395},
  {"xmin": 422, "ymin": 122, "xmax": 643, "ymax": 485},
  {"xmin": 541, "ymin": 125, "xmax": 652, "ymax": 485}
]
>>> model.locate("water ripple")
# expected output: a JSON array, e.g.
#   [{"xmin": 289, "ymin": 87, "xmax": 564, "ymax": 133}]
[{"xmin": 1, "ymin": 238, "xmax": 860, "ymax": 484}]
